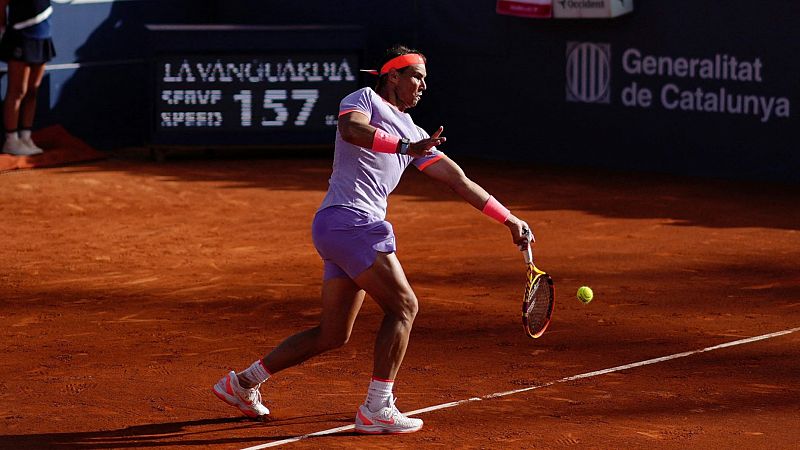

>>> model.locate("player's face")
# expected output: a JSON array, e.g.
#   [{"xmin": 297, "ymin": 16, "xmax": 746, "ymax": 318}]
[{"xmin": 394, "ymin": 64, "xmax": 427, "ymax": 111}]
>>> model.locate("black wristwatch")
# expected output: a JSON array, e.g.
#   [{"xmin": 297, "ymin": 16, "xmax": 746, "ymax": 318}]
[{"xmin": 398, "ymin": 138, "xmax": 411, "ymax": 155}]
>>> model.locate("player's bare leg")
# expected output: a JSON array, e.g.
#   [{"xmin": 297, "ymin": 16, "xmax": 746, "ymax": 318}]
[
  {"xmin": 354, "ymin": 251, "xmax": 418, "ymax": 380},
  {"xmin": 214, "ymin": 277, "xmax": 365, "ymax": 418},
  {"xmin": 352, "ymin": 251, "xmax": 423, "ymax": 433},
  {"xmin": 258, "ymin": 277, "xmax": 366, "ymax": 377}
]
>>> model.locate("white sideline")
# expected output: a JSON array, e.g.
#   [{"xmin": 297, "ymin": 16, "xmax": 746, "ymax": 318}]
[{"xmin": 241, "ymin": 326, "xmax": 800, "ymax": 449}]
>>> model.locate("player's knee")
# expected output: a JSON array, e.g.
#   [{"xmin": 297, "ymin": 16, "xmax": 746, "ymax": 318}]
[
  {"xmin": 327, "ymin": 333, "xmax": 351, "ymax": 350},
  {"xmin": 317, "ymin": 330, "xmax": 351, "ymax": 352},
  {"xmin": 394, "ymin": 291, "xmax": 418, "ymax": 324}
]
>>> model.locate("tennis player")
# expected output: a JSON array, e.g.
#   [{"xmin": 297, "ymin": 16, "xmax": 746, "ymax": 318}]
[{"xmin": 214, "ymin": 44, "xmax": 531, "ymax": 434}]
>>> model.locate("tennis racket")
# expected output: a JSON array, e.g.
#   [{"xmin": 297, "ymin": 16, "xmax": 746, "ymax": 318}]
[{"xmin": 520, "ymin": 230, "xmax": 554, "ymax": 339}]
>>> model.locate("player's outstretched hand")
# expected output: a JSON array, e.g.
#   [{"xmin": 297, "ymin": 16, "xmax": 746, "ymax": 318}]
[
  {"xmin": 506, "ymin": 217, "xmax": 534, "ymax": 250},
  {"xmin": 408, "ymin": 126, "xmax": 446, "ymax": 158}
]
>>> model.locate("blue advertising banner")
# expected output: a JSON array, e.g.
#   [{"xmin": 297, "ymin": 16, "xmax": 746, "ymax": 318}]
[{"xmin": 26, "ymin": 0, "xmax": 800, "ymax": 181}]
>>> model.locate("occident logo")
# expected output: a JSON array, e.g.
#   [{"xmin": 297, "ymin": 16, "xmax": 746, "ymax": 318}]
[{"xmin": 566, "ymin": 42, "xmax": 611, "ymax": 104}]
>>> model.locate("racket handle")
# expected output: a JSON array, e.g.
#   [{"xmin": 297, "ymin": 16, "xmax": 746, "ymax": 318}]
[
  {"xmin": 520, "ymin": 225, "xmax": 533, "ymax": 264},
  {"xmin": 521, "ymin": 243, "xmax": 532, "ymax": 264}
]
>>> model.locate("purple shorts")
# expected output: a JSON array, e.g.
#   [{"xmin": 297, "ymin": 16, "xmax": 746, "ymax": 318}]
[{"xmin": 312, "ymin": 206, "xmax": 396, "ymax": 280}]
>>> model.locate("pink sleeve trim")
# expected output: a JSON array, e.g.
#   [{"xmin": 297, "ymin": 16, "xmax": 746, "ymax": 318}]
[
  {"xmin": 338, "ymin": 108, "xmax": 370, "ymax": 118},
  {"xmin": 482, "ymin": 196, "xmax": 510, "ymax": 224},
  {"xmin": 416, "ymin": 154, "xmax": 443, "ymax": 171}
]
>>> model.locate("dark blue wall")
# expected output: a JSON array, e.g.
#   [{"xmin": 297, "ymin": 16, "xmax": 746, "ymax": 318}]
[
  {"xmin": 10, "ymin": 1, "xmax": 800, "ymax": 182},
  {"xmin": 217, "ymin": 0, "xmax": 798, "ymax": 182}
]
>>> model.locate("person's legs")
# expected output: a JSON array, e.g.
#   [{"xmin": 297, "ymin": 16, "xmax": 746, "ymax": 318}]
[
  {"xmin": 214, "ymin": 207, "xmax": 420, "ymax": 429},
  {"xmin": 17, "ymin": 63, "xmax": 46, "ymax": 152},
  {"xmin": 352, "ymin": 251, "xmax": 423, "ymax": 433},
  {"xmin": 2, "ymin": 60, "xmax": 37, "ymax": 156},
  {"xmin": 257, "ymin": 276, "xmax": 366, "ymax": 378},
  {"xmin": 3, "ymin": 60, "xmax": 30, "ymax": 132},
  {"xmin": 19, "ymin": 63, "xmax": 45, "ymax": 130},
  {"xmin": 214, "ymin": 276, "xmax": 365, "ymax": 418},
  {"xmin": 353, "ymin": 251, "xmax": 418, "ymax": 381}
]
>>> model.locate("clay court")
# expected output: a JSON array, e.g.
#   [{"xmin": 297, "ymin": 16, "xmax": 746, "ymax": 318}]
[{"xmin": 1, "ymin": 150, "xmax": 799, "ymax": 449}]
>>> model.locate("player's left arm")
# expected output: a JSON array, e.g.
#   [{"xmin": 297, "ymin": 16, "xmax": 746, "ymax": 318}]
[{"xmin": 422, "ymin": 155, "xmax": 531, "ymax": 247}]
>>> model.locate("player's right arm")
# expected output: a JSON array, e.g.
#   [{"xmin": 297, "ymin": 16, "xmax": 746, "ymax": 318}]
[
  {"xmin": 338, "ymin": 112, "xmax": 442, "ymax": 156},
  {"xmin": 338, "ymin": 111, "xmax": 379, "ymax": 149}
]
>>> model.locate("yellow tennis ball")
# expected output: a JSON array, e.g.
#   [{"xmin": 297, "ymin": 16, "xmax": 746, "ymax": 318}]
[{"xmin": 577, "ymin": 286, "xmax": 593, "ymax": 304}]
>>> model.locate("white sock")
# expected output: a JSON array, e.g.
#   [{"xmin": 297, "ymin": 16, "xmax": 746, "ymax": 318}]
[
  {"xmin": 5, "ymin": 131, "xmax": 18, "ymax": 142},
  {"xmin": 237, "ymin": 359, "xmax": 271, "ymax": 387},
  {"xmin": 19, "ymin": 129, "xmax": 31, "ymax": 140},
  {"xmin": 365, "ymin": 377, "xmax": 394, "ymax": 412}
]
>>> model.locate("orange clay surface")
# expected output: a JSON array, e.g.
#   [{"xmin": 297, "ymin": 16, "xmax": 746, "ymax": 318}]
[{"xmin": 1, "ymin": 150, "xmax": 799, "ymax": 449}]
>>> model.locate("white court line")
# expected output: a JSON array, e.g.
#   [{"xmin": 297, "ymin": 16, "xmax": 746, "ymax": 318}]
[{"xmin": 241, "ymin": 326, "xmax": 800, "ymax": 450}]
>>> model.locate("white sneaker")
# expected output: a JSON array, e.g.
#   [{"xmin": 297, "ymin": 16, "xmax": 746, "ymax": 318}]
[
  {"xmin": 2, "ymin": 136, "xmax": 42, "ymax": 156},
  {"xmin": 212, "ymin": 371, "xmax": 270, "ymax": 418},
  {"xmin": 354, "ymin": 395, "xmax": 423, "ymax": 434},
  {"xmin": 20, "ymin": 135, "xmax": 43, "ymax": 154}
]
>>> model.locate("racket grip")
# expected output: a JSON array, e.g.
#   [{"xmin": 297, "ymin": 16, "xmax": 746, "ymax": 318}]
[{"xmin": 521, "ymin": 243, "xmax": 532, "ymax": 264}]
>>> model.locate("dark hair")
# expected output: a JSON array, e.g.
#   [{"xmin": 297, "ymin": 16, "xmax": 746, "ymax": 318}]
[{"xmin": 375, "ymin": 44, "xmax": 426, "ymax": 91}]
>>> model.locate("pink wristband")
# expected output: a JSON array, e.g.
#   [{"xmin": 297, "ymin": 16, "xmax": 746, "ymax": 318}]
[
  {"xmin": 372, "ymin": 129, "xmax": 400, "ymax": 153},
  {"xmin": 482, "ymin": 196, "xmax": 510, "ymax": 224}
]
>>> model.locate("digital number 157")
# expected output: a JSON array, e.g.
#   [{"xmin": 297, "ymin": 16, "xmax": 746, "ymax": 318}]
[{"xmin": 233, "ymin": 89, "xmax": 320, "ymax": 127}]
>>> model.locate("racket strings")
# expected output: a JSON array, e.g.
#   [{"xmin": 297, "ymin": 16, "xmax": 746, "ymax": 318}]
[{"xmin": 523, "ymin": 269, "xmax": 554, "ymax": 337}]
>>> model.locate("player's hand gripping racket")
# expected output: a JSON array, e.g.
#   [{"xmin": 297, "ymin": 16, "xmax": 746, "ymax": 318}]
[{"xmin": 520, "ymin": 228, "xmax": 554, "ymax": 338}]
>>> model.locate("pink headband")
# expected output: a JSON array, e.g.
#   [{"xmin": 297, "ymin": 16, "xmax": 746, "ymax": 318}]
[{"xmin": 361, "ymin": 53, "xmax": 425, "ymax": 75}]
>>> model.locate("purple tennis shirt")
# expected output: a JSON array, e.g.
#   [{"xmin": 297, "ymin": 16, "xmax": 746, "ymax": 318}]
[{"xmin": 317, "ymin": 87, "xmax": 443, "ymax": 220}]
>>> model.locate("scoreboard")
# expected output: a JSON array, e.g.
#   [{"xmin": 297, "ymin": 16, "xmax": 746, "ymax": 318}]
[
  {"xmin": 156, "ymin": 54, "xmax": 358, "ymax": 132},
  {"xmin": 147, "ymin": 25, "xmax": 364, "ymax": 147}
]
